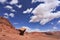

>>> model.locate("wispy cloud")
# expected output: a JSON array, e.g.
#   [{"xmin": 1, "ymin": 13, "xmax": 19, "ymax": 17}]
[
  {"xmin": 32, "ymin": 0, "xmax": 44, "ymax": 3},
  {"xmin": 16, "ymin": 5, "xmax": 22, "ymax": 8},
  {"xmin": 23, "ymin": 8, "xmax": 33, "ymax": 14},
  {"xmin": 5, "ymin": 5, "xmax": 13, "ymax": 9}
]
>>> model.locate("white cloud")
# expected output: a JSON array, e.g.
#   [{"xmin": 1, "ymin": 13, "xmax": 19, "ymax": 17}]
[
  {"xmin": 21, "ymin": 26, "xmax": 47, "ymax": 32},
  {"xmin": 53, "ymin": 27, "xmax": 58, "ymax": 30},
  {"xmin": 5, "ymin": 5, "xmax": 13, "ymax": 9},
  {"xmin": 32, "ymin": 0, "xmax": 44, "ymax": 3},
  {"xmin": 0, "ymin": 0, "xmax": 7, "ymax": 3},
  {"xmin": 46, "ymin": 29, "xmax": 51, "ymax": 32},
  {"xmin": 4, "ymin": 13, "xmax": 15, "ymax": 18},
  {"xmin": 10, "ymin": 9, "xmax": 16, "ymax": 12},
  {"xmin": 4, "ymin": 5, "xmax": 16, "ymax": 12},
  {"xmin": 4, "ymin": 16, "xmax": 8, "ymax": 18},
  {"xmin": 4, "ymin": 13, "xmax": 8, "ymax": 16},
  {"xmin": 9, "ymin": 13, "xmax": 15, "ymax": 17},
  {"xmin": 31, "ymin": 29, "xmax": 41, "ymax": 32},
  {"xmin": 16, "ymin": 5, "xmax": 22, "ymax": 8},
  {"xmin": 10, "ymin": 0, "xmax": 18, "ymax": 5},
  {"xmin": 4, "ymin": 13, "xmax": 9, "ymax": 18},
  {"xmin": 21, "ymin": 26, "xmax": 58, "ymax": 32},
  {"xmin": 58, "ymin": 20, "xmax": 60, "ymax": 23},
  {"xmin": 43, "ymin": 28, "xmax": 58, "ymax": 32},
  {"xmin": 28, "ymin": 0, "xmax": 60, "ymax": 25},
  {"xmin": 23, "ymin": 8, "xmax": 33, "ymax": 14},
  {"xmin": 32, "ymin": 0, "xmax": 60, "ymax": 3}
]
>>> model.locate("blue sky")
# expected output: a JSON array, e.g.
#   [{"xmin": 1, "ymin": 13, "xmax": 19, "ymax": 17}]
[{"xmin": 0, "ymin": 0, "xmax": 60, "ymax": 32}]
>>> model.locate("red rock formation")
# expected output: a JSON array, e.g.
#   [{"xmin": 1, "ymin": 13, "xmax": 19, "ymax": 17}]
[{"xmin": 0, "ymin": 17, "xmax": 19, "ymax": 34}]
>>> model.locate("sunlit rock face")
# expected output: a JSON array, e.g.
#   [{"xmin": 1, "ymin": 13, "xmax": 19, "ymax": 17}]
[{"xmin": 0, "ymin": 16, "xmax": 19, "ymax": 34}]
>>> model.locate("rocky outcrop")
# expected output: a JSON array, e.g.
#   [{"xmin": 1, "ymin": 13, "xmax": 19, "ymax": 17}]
[{"xmin": 0, "ymin": 17, "xmax": 19, "ymax": 34}]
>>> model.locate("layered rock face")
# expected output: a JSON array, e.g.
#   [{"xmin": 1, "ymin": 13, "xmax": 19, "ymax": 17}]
[{"xmin": 0, "ymin": 17, "xmax": 19, "ymax": 34}]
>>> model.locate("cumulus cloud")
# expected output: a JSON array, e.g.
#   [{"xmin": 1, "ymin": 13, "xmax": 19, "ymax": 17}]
[
  {"xmin": 23, "ymin": 8, "xmax": 33, "ymax": 14},
  {"xmin": 10, "ymin": 0, "xmax": 18, "ymax": 5},
  {"xmin": 0, "ymin": 0, "xmax": 7, "ymax": 3},
  {"xmin": 28, "ymin": 0, "xmax": 60, "ymax": 25},
  {"xmin": 4, "ymin": 13, "xmax": 15, "ymax": 18}
]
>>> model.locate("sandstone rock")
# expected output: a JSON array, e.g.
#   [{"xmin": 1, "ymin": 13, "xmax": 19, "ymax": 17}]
[{"xmin": 0, "ymin": 16, "xmax": 19, "ymax": 34}]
